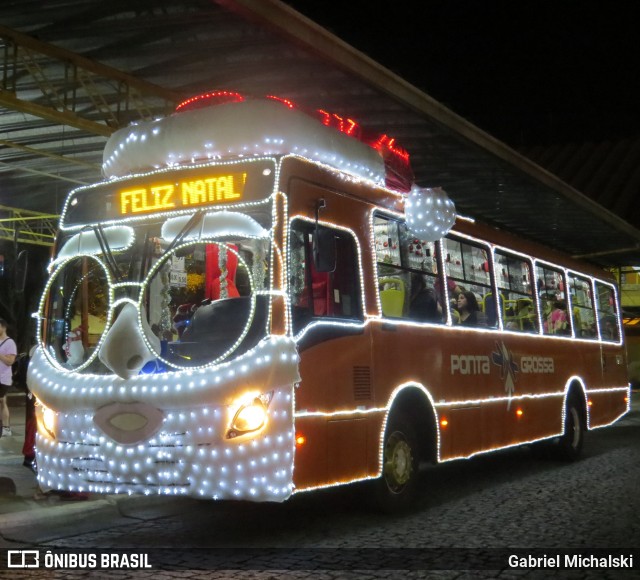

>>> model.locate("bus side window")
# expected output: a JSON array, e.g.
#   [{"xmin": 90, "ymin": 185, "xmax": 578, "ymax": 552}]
[
  {"xmin": 495, "ymin": 250, "xmax": 538, "ymax": 333},
  {"xmin": 442, "ymin": 235, "xmax": 495, "ymax": 328},
  {"xmin": 536, "ymin": 264, "xmax": 569, "ymax": 336},
  {"xmin": 289, "ymin": 222, "xmax": 361, "ymax": 333},
  {"xmin": 595, "ymin": 281, "xmax": 620, "ymax": 342},
  {"xmin": 373, "ymin": 215, "xmax": 443, "ymax": 323},
  {"xmin": 568, "ymin": 274, "xmax": 597, "ymax": 339}
]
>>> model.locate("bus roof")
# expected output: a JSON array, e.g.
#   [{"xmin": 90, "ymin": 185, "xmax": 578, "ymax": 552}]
[{"xmin": 103, "ymin": 97, "xmax": 414, "ymax": 194}]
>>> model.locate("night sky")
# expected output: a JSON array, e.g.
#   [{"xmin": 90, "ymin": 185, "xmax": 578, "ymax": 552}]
[{"xmin": 284, "ymin": 0, "xmax": 639, "ymax": 149}]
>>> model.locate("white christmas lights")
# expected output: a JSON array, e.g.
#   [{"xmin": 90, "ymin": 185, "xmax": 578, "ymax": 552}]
[
  {"xmin": 102, "ymin": 101, "xmax": 386, "ymax": 186},
  {"xmin": 31, "ymin": 95, "xmax": 628, "ymax": 505},
  {"xmin": 404, "ymin": 186, "xmax": 456, "ymax": 241},
  {"xmin": 31, "ymin": 350, "xmax": 298, "ymax": 501},
  {"xmin": 55, "ymin": 226, "xmax": 135, "ymax": 264},
  {"xmin": 138, "ymin": 240, "xmax": 259, "ymax": 370}
]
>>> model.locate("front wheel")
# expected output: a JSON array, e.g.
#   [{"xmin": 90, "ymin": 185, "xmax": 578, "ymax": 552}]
[
  {"xmin": 557, "ymin": 396, "xmax": 585, "ymax": 461},
  {"xmin": 373, "ymin": 411, "xmax": 421, "ymax": 512}
]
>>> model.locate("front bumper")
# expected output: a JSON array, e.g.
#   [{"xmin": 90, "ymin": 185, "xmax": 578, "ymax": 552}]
[{"xmin": 28, "ymin": 337, "xmax": 300, "ymax": 502}]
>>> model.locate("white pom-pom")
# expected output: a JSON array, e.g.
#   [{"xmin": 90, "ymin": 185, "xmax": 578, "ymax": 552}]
[{"xmin": 405, "ymin": 186, "xmax": 456, "ymax": 241}]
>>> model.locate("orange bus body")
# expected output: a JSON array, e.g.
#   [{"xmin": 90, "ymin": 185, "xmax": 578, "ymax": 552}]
[
  {"xmin": 29, "ymin": 95, "xmax": 629, "ymax": 506},
  {"xmin": 279, "ymin": 157, "xmax": 629, "ymax": 493}
]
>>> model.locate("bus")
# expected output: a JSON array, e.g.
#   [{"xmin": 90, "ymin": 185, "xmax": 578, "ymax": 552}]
[{"xmin": 28, "ymin": 92, "xmax": 630, "ymax": 510}]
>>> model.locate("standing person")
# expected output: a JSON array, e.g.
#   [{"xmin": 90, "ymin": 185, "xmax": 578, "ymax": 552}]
[{"xmin": 0, "ymin": 318, "xmax": 17, "ymax": 437}]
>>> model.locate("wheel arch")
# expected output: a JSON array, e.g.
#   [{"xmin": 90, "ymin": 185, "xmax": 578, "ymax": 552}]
[
  {"xmin": 563, "ymin": 375, "xmax": 588, "ymax": 430},
  {"xmin": 381, "ymin": 382, "xmax": 439, "ymax": 466}
]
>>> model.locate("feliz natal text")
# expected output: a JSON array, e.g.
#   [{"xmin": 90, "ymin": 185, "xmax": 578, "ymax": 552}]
[{"xmin": 119, "ymin": 172, "xmax": 246, "ymax": 215}]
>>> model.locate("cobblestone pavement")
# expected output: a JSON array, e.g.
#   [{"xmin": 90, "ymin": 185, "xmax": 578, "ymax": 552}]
[{"xmin": 1, "ymin": 404, "xmax": 639, "ymax": 580}]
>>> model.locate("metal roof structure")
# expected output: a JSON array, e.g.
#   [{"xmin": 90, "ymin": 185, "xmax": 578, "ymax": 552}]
[
  {"xmin": 1, "ymin": 0, "xmax": 639, "ymax": 265},
  {"xmin": 522, "ymin": 136, "xmax": 640, "ymax": 236}
]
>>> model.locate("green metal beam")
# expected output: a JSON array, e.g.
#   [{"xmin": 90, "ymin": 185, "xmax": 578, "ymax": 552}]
[{"xmin": 0, "ymin": 24, "xmax": 181, "ymax": 136}]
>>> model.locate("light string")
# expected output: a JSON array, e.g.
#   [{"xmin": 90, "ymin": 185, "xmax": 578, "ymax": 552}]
[
  {"xmin": 293, "ymin": 379, "xmax": 630, "ymax": 493},
  {"xmin": 32, "ymin": 114, "xmax": 627, "ymax": 503}
]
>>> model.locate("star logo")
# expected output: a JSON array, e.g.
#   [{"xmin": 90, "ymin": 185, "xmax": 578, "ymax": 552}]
[{"xmin": 491, "ymin": 341, "xmax": 519, "ymax": 408}]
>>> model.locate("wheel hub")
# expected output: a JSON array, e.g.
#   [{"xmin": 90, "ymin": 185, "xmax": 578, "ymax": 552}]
[
  {"xmin": 384, "ymin": 432, "xmax": 413, "ymax": 491},
  {"xmin": 568, "ymin": 407, "xmax": 581, "ymax": 449}
]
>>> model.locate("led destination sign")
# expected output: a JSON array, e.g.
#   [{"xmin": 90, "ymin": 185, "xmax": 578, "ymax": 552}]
[
  {"xmin": 61, "ymin": 159, "xmax": 276, "ymax": 228},
  {"xmin": 119, "ymin": 172, "xmax": 246, "ymax": 215}
]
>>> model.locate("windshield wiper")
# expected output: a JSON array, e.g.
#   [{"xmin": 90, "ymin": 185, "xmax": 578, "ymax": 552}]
[
  {"xmin": 84, "ymin": 224, "xmax": 121, "ymax": 282},
  {"xmin": 138, "ymin": 230, "xmax": 153, "ymax": 282},
  {"xmin": 163, "ymin": 210, "xmax": 205, "ymax": 257}
]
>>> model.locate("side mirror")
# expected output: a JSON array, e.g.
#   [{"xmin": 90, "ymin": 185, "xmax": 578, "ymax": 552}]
[{"xmin": 312, "ymin": 227, "xmax": 336, "ymax": 273}]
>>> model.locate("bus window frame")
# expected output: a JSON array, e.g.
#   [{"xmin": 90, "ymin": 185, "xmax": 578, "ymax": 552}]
[
  {"xmin": 442, "ymin": 232, "xmax": 497, "ymax": 329},
  {"xmin": 372, "ymin": 212, "xmax": 444, "ymax": 324},
  {"xmin": 289, "ymin": 218, "xmax": 364, "ymax": 334},
  {"xmin": 566, "ymin": 270, "xmax": 598, "ymax": 341},
  {"xmin": 534, "ymin": 259, "xmax": 571, "ymax": 337},
  {"xmin": 594, "ymin": 279, "xmax": 622, "ymax": 343},
  {"xmin": 493, "ymin": 247, "xmax": 538, "ymax": 334}
]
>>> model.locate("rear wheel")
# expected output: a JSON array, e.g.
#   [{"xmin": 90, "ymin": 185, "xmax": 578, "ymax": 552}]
[
  {"xmin": 374, "ymin": 411, "xmax": 421, "ymax": 512},
  {"xmin": 557, "ymin": 395, "xmax": 585, "ymax": 461}
]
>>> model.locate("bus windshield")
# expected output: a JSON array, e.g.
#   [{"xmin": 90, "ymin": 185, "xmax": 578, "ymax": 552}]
[
  {"xmin": 143, "ymin": 235, "xmax": 271, "ymax": 369},
  {"xmin": 42, "ymin": 210, "xmax": 272, "ymax": 374}
]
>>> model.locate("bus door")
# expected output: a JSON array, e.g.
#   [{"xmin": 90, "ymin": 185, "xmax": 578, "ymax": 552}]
[
  {"xmin": 593, "ymin": 280, "xmax": 627, "ymax": 393},
  {"xmin": 289, "ymin": 217, "xmax": 373, "ymax": 488}
]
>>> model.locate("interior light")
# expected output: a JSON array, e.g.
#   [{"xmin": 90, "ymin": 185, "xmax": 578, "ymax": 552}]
[
  {"xmin": 295, "ymin": 433, "xmax": 307, "ymax": 447},
  {"xmin": 588, "ymin": 400, "xmax": 593, "ymax": 407},
  {"xmin": 516, "ymin": 408, "xmax": 524, "ymax": 417},
  {"xmin": 440, "ymin": 418, "xmax": 448, "ymax": 428}
]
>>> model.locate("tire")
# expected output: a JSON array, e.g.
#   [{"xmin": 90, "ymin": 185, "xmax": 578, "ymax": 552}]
[
  {"xmin": 373, "ymin": 411, "xmax": 421, "ymax": 512},
  {"xmin": 556, "ymin": 395, "xmax": 585, "ymax": 461}
]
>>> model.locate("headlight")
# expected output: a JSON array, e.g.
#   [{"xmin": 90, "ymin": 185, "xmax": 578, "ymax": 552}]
[{"xmin": 226, "ymin": 391, "xmax": 273, "ymax": 439}]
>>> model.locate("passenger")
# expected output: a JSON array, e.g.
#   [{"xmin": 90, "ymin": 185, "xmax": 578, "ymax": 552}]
[
  {"xmin": 448, "ymin": 278, "xmax": 463, "ymax": 299},
  {"xmin": 546, "ymin": 301, "xmax": 569, "ymax": 335},
  {"xmin": 456, "ymin": 291, "xmax": 481, "ymax": 326},
  {"xmin": 434, "ymin": 276, "xmax": 461, "ymax": 312},
  {"xmin": 409, "ymin": 273, "xmax": 441, "ymax": 322}
]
